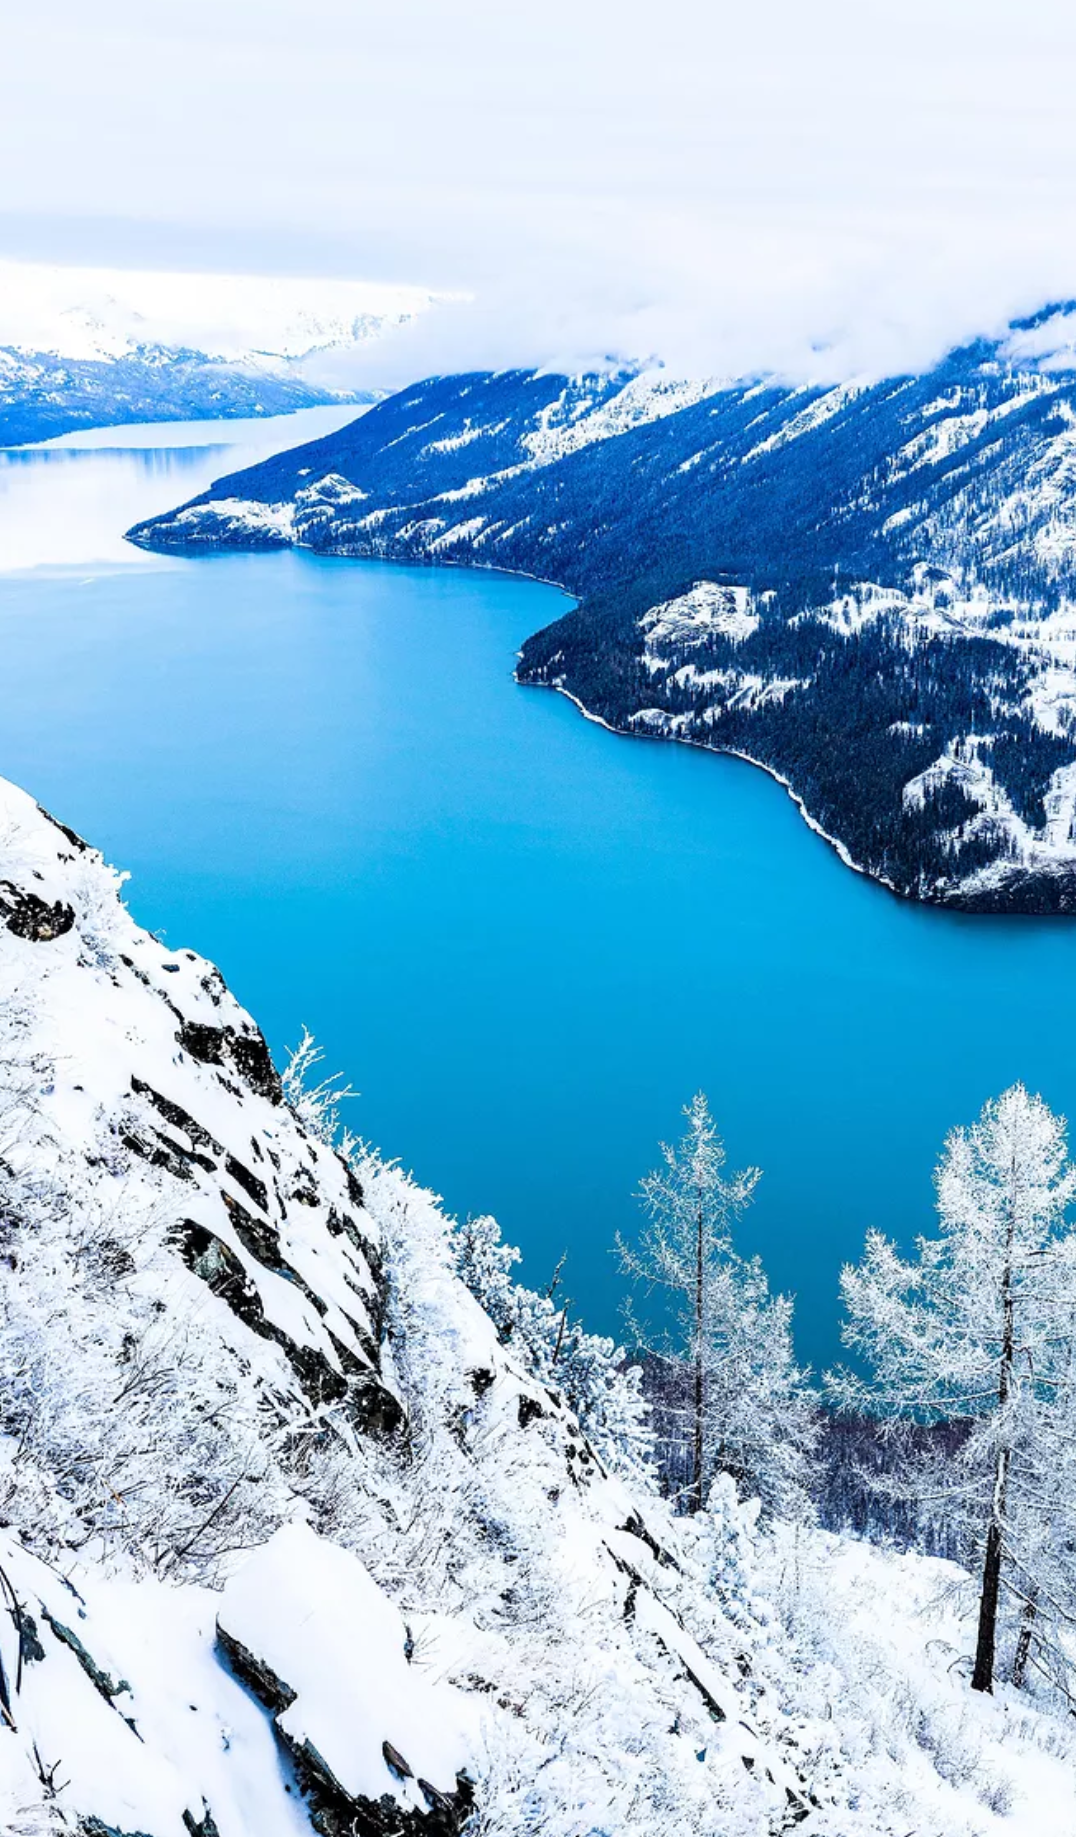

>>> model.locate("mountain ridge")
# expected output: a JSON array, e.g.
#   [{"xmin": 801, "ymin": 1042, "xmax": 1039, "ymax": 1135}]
[
  {"xmin": 0, "ymin": 261, "xmax": 439, "ymax": 445},
  {"xmin": 128, "ymin": 324, "xmax": 1076, "ymax": 912}
]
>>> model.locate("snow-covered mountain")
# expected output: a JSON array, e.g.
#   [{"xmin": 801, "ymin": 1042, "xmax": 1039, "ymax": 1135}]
[
  {"xmin": 0, "ymin": 260, "xmax": 437, "ymax": 445},
  {"xmin": 0, "ymin": 774, "xmax": 1074, "ymax": 1834},
  {"xmin": 130, "ymin": 314, "xmax": 1076, "ymax": 912}
]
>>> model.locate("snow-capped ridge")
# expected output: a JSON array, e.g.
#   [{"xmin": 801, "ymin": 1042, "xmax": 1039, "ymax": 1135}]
[{"xmin": 0, "ymin": 259, "xmax": 436, "ymax": 367}]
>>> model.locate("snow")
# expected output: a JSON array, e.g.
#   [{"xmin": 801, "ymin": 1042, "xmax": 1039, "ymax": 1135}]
[
  {"xmin": 421, "ymin": 420, "xmax": 510, "ymax": 455},
  {"xmin": 706, "ymin": 675, "xmax": 808, "ymax": 711},
  {"xmin": 295, "ymin": 472, "xmax": 368, "ymax": 509},
  {"xmin": 428, "ymin": 514, "xmax": 488, "ymax": 550},
  {"xmin": 0, "ymin": 257, "xmax": 436, "ymax": 367},
  {"xmin": 167, "ymin": 496, "xmax": 297, "ymax": 542},
  {"xmin": 781, "ymin": 1528, "xmax": 1076, "ymax": 1836},
  {"xmin": 0, "ymin": 1534, "xmax": 311, "ymax": 1837},
  {"xmin": 903, "ymin": 737, "xmax": 1076, "ymax": 877},
  {"xmin": 521, "ymin": 371, "xmax": 720, "ymax": 466},
  {"xmin": 219, "ymin": 1523, "xmax": 474, "ymax": 1809},
  {"xmin": 641, "ymin": 580, "xmax": 760, "ymax": 650},
  {"xmin": 1024, "ymin": 663, "xmax": 1076, "ymax": 736},
  {"xmin": 896, "ymin": 408, "xmax": 991, "ymax": 472},
  {"xmin": 1, "ymin": 765, "xmax": 1075, "ymax": 1836},
  {"xmin": 0, "ymin": 778, "xmax": 387, "ymax": 1420},
  {"xmin": 740, "ymin": 378, "xmax": 867, "ymax": 462},
  {"xmin": 628, "ymin": 707, "xmax": 694, "ymax": 734}
]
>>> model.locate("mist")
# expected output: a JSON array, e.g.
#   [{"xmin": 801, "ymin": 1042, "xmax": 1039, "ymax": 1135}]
[{"xmin": 4, "ymin": 0, "xmax": 1076, "ymax": 382}]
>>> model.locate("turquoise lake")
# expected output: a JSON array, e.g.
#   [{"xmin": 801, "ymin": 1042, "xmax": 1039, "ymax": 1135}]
[{"xmin": 3, "ymin": 415, "xmax": 1076, "ymax": 1373}]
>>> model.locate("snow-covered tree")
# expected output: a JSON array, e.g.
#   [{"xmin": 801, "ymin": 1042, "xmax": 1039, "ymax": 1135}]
[
  {"xmin": 831, "ymin": 1083, "xmax": 1076, "ymax": 1695},
  {"xmin": 281, "ymin": 1024, "xmax": 358, "ymax": 1145},
  {"xmin": 619, "ymin": 1094, "xmax": 816, "ymax": 1516},
  {"xmin": 452, "ymin": 1212, "xmax": 652, "ymax": 1483}
]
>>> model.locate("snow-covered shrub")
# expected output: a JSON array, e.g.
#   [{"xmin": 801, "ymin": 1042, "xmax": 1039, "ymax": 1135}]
[
  {"xmin": 452, "ymin": 1211, "xmax": 652, "ymax": 1483},
  {"xmin": 281, "ymin": 1023, "xmax": 359, "ymax": 1145},
  {"xmin": 0, "ymin": 1126, "xmax": 294, "ymax": 1576}
]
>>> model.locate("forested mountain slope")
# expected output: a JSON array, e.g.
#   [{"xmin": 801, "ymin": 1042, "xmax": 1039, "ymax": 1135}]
[
  {"xmin": 0, "ymin": 343, "xmax": 371, "ymax": 447},
  {"xmin": 130, "ymin": 308, "xmax": 1076, "ymax": 911},
  {"xmin": 0, "ymin": 776, "xmax": 1073, "ymax": 1833},
  {"xmin": 0, "ymin": 263, "xmax": 432, "ymax": 445}
]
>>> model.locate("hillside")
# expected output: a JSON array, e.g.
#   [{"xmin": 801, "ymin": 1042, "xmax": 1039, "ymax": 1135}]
[
  {"xmin": 129, "ymin": 310, "xmax": 1076, "ymax": 912},
  {"xmin": 0, "ymin": 776, "xmax": 1073, "ymax": 1833},
  {"xmin": 0, "ymin": 261, "xmax": 436, "ymax": 445}
]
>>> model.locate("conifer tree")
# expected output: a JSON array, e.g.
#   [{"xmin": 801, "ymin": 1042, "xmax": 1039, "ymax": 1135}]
[
  {"xmin": 619, "ymin": 1094, "xmax": 815, "ymax": 1515},
  {"xmin": 832, "ymin": 1084, "xmax": 1076, "ymax": 1694}
]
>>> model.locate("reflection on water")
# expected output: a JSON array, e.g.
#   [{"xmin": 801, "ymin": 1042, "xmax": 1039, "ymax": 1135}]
[
  {"xmin": 33, "ymin": 405, "xmax": 366, "ymax": 451},
  {"xmin": 0, "ymin": 405, "xmax": 362, "ymax": 571},
  {"xmin": 3, "ymin": 445, "xmax": 221, "ymax": 471}
]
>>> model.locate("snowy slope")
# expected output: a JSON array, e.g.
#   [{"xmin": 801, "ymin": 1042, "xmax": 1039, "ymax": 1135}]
[
  {"xmin": 0, "ymin": 259, "xmax": 438, "ymax": 445},
  {"xmin": 0, "ymin": 775, "xmax": 1073, "ymax": 1835},
  {"xmin": 0, "ymin": 260, "xmax": 433, "ymax": 368},
  {"xmin": 129, "ymin": 316, "xmax": 1076, "ymax": 912}
]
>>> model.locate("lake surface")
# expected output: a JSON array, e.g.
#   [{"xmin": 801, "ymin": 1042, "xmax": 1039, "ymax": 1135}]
[{"xmin": 2, "ymin": 414, "xmax": 1076, "ymax": 1373}]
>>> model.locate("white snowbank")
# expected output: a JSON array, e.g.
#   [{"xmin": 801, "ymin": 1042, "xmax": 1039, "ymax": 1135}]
[{"xmin": 219, "ymin": 1523, "xmax": 474, "ymax": 1810}]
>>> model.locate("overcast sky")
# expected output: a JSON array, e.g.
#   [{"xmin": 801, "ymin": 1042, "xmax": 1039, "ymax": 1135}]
[{"xmin": 4, "ymin": 0, "xmax": 1076, "ymax": 380}]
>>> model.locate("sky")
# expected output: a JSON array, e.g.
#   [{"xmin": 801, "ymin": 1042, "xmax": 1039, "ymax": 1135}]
[{"xmin": 4, "ymin": 0, "xmax": 1076, "ymax": 381}]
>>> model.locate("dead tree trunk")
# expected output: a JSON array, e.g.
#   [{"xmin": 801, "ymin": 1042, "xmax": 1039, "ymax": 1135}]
[
  {"xmin": 1011, "ymin": 1590, "xmax": 1038, "ymax": 1689},
  {"xmin": 691, "ymin": 1186, "xmax": 705, "ymax": 1514},
  {"xmin": 972, "ymin": 1170, "xmax": 1016, "ymax": 1695}
]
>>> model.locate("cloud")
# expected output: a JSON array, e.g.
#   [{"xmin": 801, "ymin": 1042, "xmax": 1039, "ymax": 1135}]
[{"xmin": 5, "ymin": 0, "xmax": 1076, "ymax": 381}]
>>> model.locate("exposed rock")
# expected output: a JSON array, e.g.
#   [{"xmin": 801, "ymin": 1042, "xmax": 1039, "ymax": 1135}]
[
  {"xmin": 80, "ymin": 1820, "xmax": 157, "ymax": 1837},
  {"xmin": 170, "ymin": 1216, "xmax": 402, "ymax": 1433},
  {"xmin": 130, "ymin": 1076, "xmax": 223, "ymax": 1155},
  {"xmin": 217, "ymin": 1611, "xmax": 471, "ymax": 1837},
  {"xmin": 175, "ymin": 1020, "xmax": 283, "ymax": 1105},
  {"xmin": 215, "ymin": 1622, "xmax": 296, "ymax": 1717},
  {"xmin": 182, "ymin": 1808, "xmax": 222, "ymax": 1837},
  {"xmin": 175, "ymin": 1020, "xmax": 227, "ymax": 1068},
  {"xmin": 171, "ymin": 1219, "xmax": 347, "ymax": 1407},
  {"xmin": 229, "ymin": 1030, "xmax": 284, "ymax": 1105},
  {"xmin": 219, "ymin": 1191, "xmax": 289, "ymax": 1271},
  {"xmin": 37, "ymin": 804, "xmax": 88, "ymax": 851},
  {"xmin": 0, "ymin": 882, "xmax": 75, "ymax": 940},
  {"xmin": 382, "ymin": 1740, "xmax": 413, "ymax": 1780},
  {"xmin": 217, "ymin": 1526, "xmax": 476, "ymax": 1835},
  {"xmin": 224, "ymin": 1152, "xmax": 270, "ymax": 1213},
  {"xmin": 41, "ymin": 1609, "xmax": 129, "ymax": 1705}
]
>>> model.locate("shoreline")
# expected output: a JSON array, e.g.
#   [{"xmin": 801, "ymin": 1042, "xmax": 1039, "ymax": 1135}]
[
  {"xmin": 524, "ymin": 673, "xmax": 902, "ymax": 899},
  {"xmin": 524, "ymin": 677, "xmax": 1076, "ymax": 920},
  {"xmin": 131, "ymin": 521, "xmax": 1073, "ymax": 919}
]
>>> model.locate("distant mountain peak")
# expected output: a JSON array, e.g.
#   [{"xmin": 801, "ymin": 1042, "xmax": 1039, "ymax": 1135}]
[{"xmin": 0, "ymin": 257, "xmax": 438, "ymax": 368}]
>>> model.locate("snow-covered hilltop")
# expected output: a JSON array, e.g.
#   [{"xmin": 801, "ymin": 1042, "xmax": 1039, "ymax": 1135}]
[
  {"xmin": 130, "ymin": 314, "xmax": 1076, "ymax": 912},
  {"xmin": 0, "ymin": 259, "xmax": 437, "ymax": 444},
  {"xmin": 0, "ymin": 774, "xmax": 1074, "ymax": 1834}
]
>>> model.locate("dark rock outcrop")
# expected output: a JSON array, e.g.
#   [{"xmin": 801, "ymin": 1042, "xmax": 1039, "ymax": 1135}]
[
  {"xmin": 216, "ymin": 1624, "xmax": 473, "ymax": 1837},
  {"xmin": 0, "ymin": 882, "xmax": 75, "ymax": 940}
]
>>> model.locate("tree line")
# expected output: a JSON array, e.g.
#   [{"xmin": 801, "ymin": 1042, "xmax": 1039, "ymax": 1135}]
[{"xmin": 454, "ymin": 1083, "xmax": 1076, "ymax": 1704}]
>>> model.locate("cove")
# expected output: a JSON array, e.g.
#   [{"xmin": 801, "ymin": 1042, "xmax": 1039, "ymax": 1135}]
[{"xmin": 3, "ymin": 424, "xmax": 1076, "ymax": 1373}]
